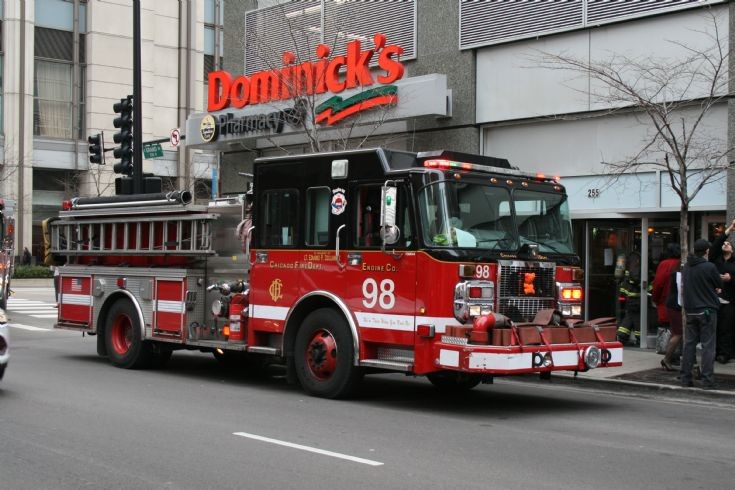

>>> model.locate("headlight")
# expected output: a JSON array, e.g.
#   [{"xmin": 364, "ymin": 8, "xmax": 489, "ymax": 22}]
[
  {"xmin": 584, "ymin": 346, "xmax": 601, "ymax": 369},
  {"xmin": 454, "ymin": 281, "xmax": 494, "ymax": 324}
]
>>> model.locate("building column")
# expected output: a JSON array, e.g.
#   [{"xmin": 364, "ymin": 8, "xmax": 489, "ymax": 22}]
[
  {"xmin": 728, "ymin": 1, "xmax": 735, "ymax": 222},
  {"xmin": 177, "ymin": 0, "xmax": 197, "ymax": 192}
]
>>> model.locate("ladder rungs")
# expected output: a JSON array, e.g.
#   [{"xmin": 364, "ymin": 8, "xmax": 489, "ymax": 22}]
[{"xmin": 49, "ymin": 213, "xmax": 217, "ymax": 256}]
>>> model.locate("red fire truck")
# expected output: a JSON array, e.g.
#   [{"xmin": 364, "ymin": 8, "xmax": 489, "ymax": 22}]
[{"xmin": 49, "ymin": 149, "xmax": 621, "ymax": 398}]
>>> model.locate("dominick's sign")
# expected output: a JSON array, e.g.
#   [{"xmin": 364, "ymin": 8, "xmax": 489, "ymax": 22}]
[{"xmin": 207, "ymin": 33, "xmax": 405, "ymax": 124}]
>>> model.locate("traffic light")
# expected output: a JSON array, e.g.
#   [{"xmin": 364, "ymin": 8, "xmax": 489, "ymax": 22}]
[
  {"xmin": 112, "ymin": 95, "xmax": 134, "ymax": 176},
  {"xmin": 88, "ymin": 132, "xmax": 105, "ymax": 165}
]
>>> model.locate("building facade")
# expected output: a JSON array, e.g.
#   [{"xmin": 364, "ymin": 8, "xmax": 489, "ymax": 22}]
[
  {"xmin": 201, "ymin": 0, "xmax": 731, "ymax": 346},
  {"xmin": 0, "ymin": 0, "xmax": 220, "ymax": 261}
]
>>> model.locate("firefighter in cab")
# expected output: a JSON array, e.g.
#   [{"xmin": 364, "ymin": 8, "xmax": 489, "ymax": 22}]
[{"xmin": 616, "ymin": 251, "xmax": 650, "ymax": 346}]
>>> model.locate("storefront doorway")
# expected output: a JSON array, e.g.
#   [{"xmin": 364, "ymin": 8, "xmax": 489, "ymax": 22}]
[{"xmin": 574, "ymin": 216, "xmax": 681, "ymax": 321}]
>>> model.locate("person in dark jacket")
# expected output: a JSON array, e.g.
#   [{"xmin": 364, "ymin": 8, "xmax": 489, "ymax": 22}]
[
  {"xmin": 709, "ymin": 219, "xmax": 735, "ymax": 363},
  {"xmin": 22, "ymin": 246, "xmax": 31, "ymax": 266},
  {"xmin": 680, "ymin": 239, "xmax": 723, "ymax": 389}
]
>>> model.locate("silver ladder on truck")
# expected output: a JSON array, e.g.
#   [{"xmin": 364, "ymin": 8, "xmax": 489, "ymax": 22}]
[{"xmin": 49, "ymin": 204, "xmax": 218, "ymax": 256}]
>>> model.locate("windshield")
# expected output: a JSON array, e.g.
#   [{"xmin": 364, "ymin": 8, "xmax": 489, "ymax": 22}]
[{"xmin": 418, "ymin": 182, "xmax": 574, "ymax": 254}]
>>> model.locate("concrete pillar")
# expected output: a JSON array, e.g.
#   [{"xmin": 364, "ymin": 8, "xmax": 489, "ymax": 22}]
[{"xmin": 2, "ymin": 0, "xmax": 35, "ymax": 254}]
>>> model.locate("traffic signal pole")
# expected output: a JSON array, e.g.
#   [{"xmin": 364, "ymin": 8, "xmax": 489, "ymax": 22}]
[{"xmin": 133, "ymin": 0, "xmax": 143, "ymax": 194}]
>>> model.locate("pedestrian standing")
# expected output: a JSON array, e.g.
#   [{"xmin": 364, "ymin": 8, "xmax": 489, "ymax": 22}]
[
  {"xmin": 652, "ymin": 243, "xmax": 680, "ymax": 348},
  {"xmin": 653, "ymin": 243, "xmax": 681, "ymax": 369},
  {"xmin": 661, "ymin": 260, "xmax": 682, "ymax": 371},
  {"xmin": 708, "ymin": 219, "xmax": 735, "ymax": 364},
  {"xmin": 680, "ymin": 239, "xmax": 723, "ymax": 389},
  {"xmin": 22, "ymin": 246, "xmax": 31, "ymax": 266}
]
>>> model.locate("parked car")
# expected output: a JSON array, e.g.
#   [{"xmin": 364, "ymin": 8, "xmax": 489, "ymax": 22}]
[{"xmin": 0, "ymin": 308, "xmax": 8, "ymax": 380}]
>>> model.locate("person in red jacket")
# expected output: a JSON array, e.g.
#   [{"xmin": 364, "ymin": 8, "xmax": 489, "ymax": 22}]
[{"xmin": 652, "ymin": 243, "xmax": 681, "ymax": 332}]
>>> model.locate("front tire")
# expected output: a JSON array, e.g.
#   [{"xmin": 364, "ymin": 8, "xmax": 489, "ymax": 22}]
[
  {"xmin": 104, "ymin": 298, "xmax": 152, "ymax": 369},
  {"xmin": 294, "ymin": 308, "xmax": 362, "ymax": 399},
  {"xmin": 0, "ymin": 284, "xmax": 9, "ymax": 310}
]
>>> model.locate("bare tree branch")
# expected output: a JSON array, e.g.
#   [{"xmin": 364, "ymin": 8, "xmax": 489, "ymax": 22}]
[{"xmin": 529, "ymin": 9, "xmax": 733, "ymax": 261}]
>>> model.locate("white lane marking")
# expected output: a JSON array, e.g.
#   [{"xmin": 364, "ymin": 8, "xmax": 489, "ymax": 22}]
[
  {"xmin": 233, "ymin": 432, "xmax": 383, "ymax": 466},
  {"xmin": 31, "ymin": 314, "xmax": 59, "ymax": 319},
  {"xmin": 8, "ymin": 323, "xmax": 50, "ymax": 331}
]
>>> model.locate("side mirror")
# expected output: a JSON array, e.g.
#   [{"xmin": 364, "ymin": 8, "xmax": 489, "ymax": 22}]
[{"xmin": 380, "ymin": 184, "xmax": 400, "ymax": 245}]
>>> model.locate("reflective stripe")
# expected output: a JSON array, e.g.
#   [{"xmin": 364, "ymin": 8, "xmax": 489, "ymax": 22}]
[
  {"xmin": 439, "ymin": 349, "xmax": 460, "ymax": 367},
  {"xmin": 468, "ymin": 352, "xmax": 533, "ymax": 370},
  {"xmin": 251, "ymin": 304, "xmax": 289, "ymax": 321},
  {"xmin": 155, "ymin": 300, "xmax": 184, "ymax": 313},
  {"xmin": 62, "ymin": 294, "xmax": 91, "ymax": 306}
]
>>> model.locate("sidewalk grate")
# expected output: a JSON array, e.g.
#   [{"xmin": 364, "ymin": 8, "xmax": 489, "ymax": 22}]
[{"xmin": 613, "ymin": 368, "xmax": 735, "ymax": 391}]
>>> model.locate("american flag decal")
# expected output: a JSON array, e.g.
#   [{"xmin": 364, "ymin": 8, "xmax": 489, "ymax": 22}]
[{"xmin": 71, "ymin": 278, "xmax": 82, "ymax": 292}]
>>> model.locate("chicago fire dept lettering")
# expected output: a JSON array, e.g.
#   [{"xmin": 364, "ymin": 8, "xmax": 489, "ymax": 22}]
[{"xmin": 269, "ymin": 279, "xmax": 283, "ymax": 302}]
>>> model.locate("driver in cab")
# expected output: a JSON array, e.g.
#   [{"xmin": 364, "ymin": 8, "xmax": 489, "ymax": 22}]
[{"xmin": 432, "ymin": 216, "xmax": 477, "ymax": 248}]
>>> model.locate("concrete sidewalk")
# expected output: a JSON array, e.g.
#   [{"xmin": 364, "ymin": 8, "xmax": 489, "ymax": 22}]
[{"xmin": 548, "ymin": 346, "xmax": 735, "ymax": 402}]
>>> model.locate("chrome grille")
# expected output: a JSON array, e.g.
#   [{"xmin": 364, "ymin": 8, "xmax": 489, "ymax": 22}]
[{"xmin": 497, "ymin": 260, "xmax": 556, "ymax": 322}]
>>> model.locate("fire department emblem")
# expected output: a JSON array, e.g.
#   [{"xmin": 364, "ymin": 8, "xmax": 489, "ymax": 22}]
[
  {"xmin": 331, "ymin": 189, "xmax": 347, "ymax": 215},
  {"xmin": 200, "ymin": 115, "xmax": 218, "ymax": 143},
  {"xmin": 269, "ymin": 279, "xmax": 283, "ymax": 302}
]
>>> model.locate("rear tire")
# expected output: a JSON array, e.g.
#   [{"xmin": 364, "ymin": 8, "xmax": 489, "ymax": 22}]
[
  {"xmin": 294, "ymin": 308, "xmax": 362, "ymax": 399},
  {"xmin": 104, "ymin": 298, "xmax": 152, "ymax": 369},
  {"xmin": 427, "ymin": 371, "xmax": 482, "ymax": 392}
]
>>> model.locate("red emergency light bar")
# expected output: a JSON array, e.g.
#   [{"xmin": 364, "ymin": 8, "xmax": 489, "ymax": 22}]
[
  {"xmin": 423, "ymin": 159, "xmax": 473, "ymax": 171},
  {"xmin": 424, "ymin": 159, "xmax": 561, "ymax": 184}
]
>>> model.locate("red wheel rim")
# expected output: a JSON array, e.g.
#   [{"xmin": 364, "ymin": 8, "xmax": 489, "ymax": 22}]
[
  {"xmin": 110, "ymin": 313, "xmax": 133, "ymax": 355},
  {"xmin": 305, "ymin": 329, "xmax": 338, "ymax": 380}
]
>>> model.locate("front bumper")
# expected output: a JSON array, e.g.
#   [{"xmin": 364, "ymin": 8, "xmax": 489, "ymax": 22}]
[{"xmin": 434, "ymin": 341, "xmax": 623, "ymax": 374}]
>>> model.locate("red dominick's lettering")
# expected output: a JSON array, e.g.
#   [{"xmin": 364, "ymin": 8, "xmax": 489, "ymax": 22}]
[
  {"xmin": 208, "ymin": 71, "xmax": 232, "ymax": 111},
  {"xmin": 345, "ymin": 40, "xmax": 374, "ymax": 89},
  {"xmin": 206, "ymin": 33, "xmax": 405, "ymax": 112},
  {"xmin": 377, "ymin": 44, "xmax": 405, "ymax": 84}
]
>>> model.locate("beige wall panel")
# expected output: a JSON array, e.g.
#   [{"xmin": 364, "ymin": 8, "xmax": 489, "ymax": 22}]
[{"xmin": 154, "ymin": 14, "xmax": 180, "ymax": 47}]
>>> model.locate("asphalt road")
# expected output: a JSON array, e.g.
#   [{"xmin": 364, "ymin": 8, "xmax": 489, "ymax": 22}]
[{"xmin": 1, "ymin": 287, "xmax": 734, "ymax": 489}]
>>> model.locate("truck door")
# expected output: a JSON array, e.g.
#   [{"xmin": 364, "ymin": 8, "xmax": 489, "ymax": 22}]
[
  {"xmin": 342, "ymin": 182, "xmax": 417, "ymax": 356},
  {"xmin": 248, "ymin": 187, "xmax": 302, "ymax": 341}
]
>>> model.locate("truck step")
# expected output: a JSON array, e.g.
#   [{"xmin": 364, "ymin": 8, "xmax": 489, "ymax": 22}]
[
  {"xmin": 184, "ymin": 339, "xmax": 248, "ymax": 351},
  {"xmin": 360, "ymin": 359, "xmax": 413, "ymax": 372}
]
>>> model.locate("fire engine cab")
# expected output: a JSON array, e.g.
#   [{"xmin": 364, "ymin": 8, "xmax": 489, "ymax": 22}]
[{"xmin": 50, "ymin": 148, "xmax": 621, "ymax": 398}]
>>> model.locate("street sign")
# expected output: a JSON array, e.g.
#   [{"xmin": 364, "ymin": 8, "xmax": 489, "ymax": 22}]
[
  {"xmin": 143, "ymin": 143, "xmax": 163, "ymax": 159},
  {"xmin": 170, "ymin": 128, "xmax": 181, "ymax": 147}
]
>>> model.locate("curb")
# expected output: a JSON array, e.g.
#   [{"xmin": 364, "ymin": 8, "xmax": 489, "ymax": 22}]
[{"xmin": 507, "ymin": 372, "xmax": 735, "ymax": 403}]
